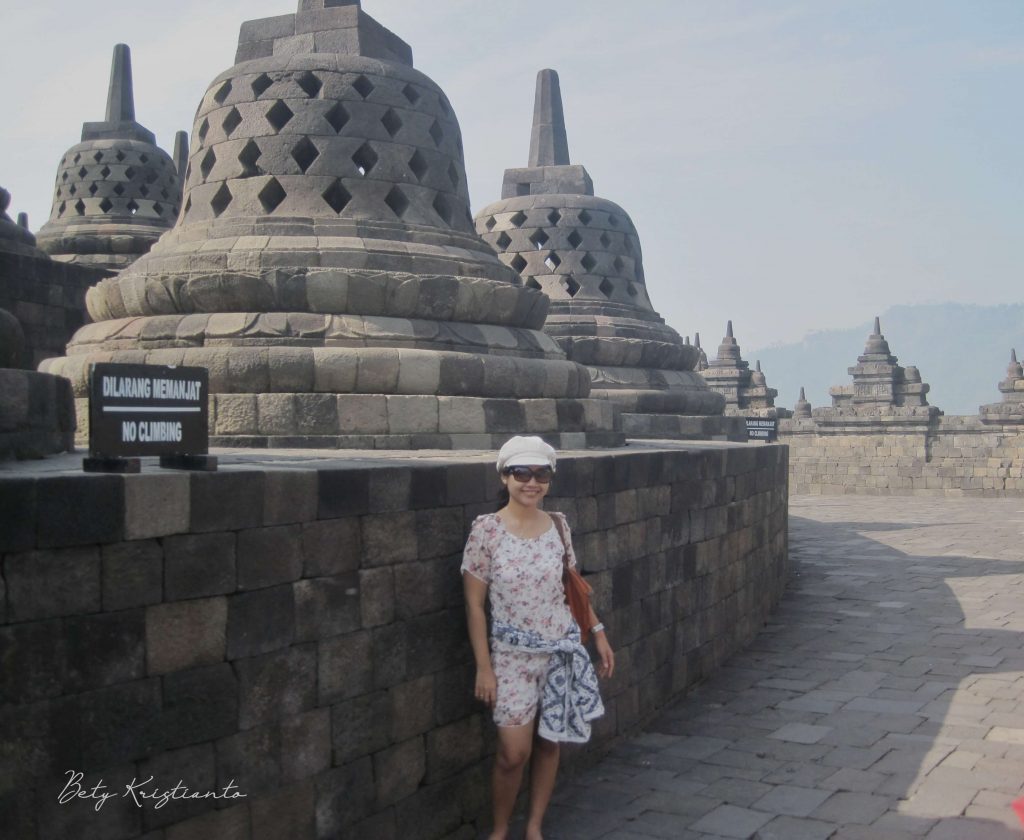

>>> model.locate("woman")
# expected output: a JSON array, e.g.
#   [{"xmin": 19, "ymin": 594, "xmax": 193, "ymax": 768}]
[{"xmin": 462, "ymin": 435, "xmax": 615, "ymax": 840}]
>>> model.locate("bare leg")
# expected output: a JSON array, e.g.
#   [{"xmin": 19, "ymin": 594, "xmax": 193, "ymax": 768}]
[
  {"xmin": 525, "ymin": 735, "xmax": 560, "ymax": 840},
  {"xmin": 489, "ymin": 723, "xmax": 534, "ymax": 840}
]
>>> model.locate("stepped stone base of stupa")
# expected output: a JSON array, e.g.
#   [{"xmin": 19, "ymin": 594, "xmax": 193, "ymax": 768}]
[{"xmin": 45, "ymin": 314, "xmax": 625, "ymax": 447}]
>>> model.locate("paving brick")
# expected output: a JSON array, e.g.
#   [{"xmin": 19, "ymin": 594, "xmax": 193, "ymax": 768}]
[{"xmin": 689, "ymin": 803, "xmax": 773, "ymax": 838}]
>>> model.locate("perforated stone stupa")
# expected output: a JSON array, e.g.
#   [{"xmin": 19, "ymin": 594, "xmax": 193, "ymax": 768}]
[
  {"xmin": 474, "ymin": 69, "xmax": 730, "ymax": 439},
  {"xmin": 701, "ymin": 322, "xmax": 779, "ymax": 417},
  {"xmin": 43, "ymin": 2, "xmax": 617, "ymax": 448},
  {"xmin": 829, "ymin": 317, "xmax": 931, "ymax": 412},
  {"xmin": 36, "ymin": 45, "xmax": 182, "ymax": 271}
]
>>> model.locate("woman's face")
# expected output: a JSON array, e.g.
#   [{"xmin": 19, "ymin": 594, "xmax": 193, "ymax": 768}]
[{"xmin": 501, "ymin": 464, "xmax": 552, "ymax": 508}]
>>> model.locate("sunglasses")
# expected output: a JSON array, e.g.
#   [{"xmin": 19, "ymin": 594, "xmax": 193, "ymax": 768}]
[{"xmin": 503, "ymin": 466, "xmax": 554, "ymax": 484}]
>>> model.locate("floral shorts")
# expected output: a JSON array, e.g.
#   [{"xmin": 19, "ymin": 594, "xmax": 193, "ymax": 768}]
[{"xmin": 492, "ymin": 647, "xmax": 553, "ymax": 727}]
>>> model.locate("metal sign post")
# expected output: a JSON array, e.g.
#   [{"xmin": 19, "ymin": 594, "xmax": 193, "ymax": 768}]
[{"xmin": 84, "ymin": 362, "xmax": 217, "ymax": 472}]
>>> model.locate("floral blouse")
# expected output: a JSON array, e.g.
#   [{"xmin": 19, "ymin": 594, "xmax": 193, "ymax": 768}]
[{"xmin": 461, "ymin": 512, "xmax": 576, "ymax": 642}]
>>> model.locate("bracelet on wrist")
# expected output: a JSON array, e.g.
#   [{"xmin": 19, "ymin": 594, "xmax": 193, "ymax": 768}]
[{"xmin": 590, "ymin": 622, "xmax": 605, "ymax": 634}]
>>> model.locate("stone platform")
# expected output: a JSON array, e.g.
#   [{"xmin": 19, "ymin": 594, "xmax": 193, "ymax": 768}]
[
  {"xmin": 0, "ymin": 439, "xmax": 787, "ymax": 839},
  {"xmin": 542, "ymin": 494, "xmax": 1024, "ymax": 840}
]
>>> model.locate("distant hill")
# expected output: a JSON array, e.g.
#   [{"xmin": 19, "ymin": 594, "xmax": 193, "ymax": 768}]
[{"xmin": 748, "ymin": 303, "xmax": 1024, "ymax": 416}]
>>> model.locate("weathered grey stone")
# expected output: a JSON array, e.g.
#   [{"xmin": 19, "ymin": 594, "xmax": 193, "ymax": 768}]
[
  {"xmin": 374, "ymin": 737, "xmax": 426, "ymax": 807},
  {"xmin": 164, "ymin": 532, "xmax": 236, "ymax": 600},
  {"xmin": 4, "ymin": 546, "xmax": 101, "ymax": 621},
  {"xmin": 101, "ymin": 540, "xmax": 163, "ymax": 610},
  {"xmin": 236, "ymin": 644, "xmax": 316, "ymax": 730},
  {"xmin": 294, "ymin": 573, "xmax": 360, "ymax": 641},
  {"xmin": 146, "ymin": 597, "xmax": 227, "ymax": 675},
  {"xmin": 237, "ymin": 525, "xmax": 303, "ymax": 590},
  {"xmin": 226, "ymin": 585, "xmax": 295, "ymax": 660},
  {"xmin": 124, "ymin": 473, "xmax": 190, "ymax": 540},
  {"xmin": 301, "ymin": 518, "xmax": 361, "ymax": 576}
]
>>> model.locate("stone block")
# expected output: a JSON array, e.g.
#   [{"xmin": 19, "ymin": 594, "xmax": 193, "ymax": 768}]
[
  {"xmin": 337, "ymin": 393, "xmax": 387, "ymax": 434},
  {"xmin": 190, "ymin": 472, "xmax": 264, "ymax": 533},
  {"xmin": 409, "ymin": 467, "xmax": 448, "ymax": 509},
  {"xmin": 76, "ymin": 678, "xmax": 164, "ymax": 767},
  {"xmin": 386, "ymin": 395, "xmax": 439, "ymax": 434},
  {"xmin": 165, "ymin": 802, "xmax": 251, "ymax": 840},
  {"xmin": 445, "ymin": 463, "xmax": 490, "ymax": 506},
  {"xmin": 405, "ymin": 610, "xmax": 468, "ymax": 678},
  {"xmin": 394, "ymin": 558, "xmax": 459, "ymax": 619},
  {"xmin": 64, "ymin": 610, "xmax": 146, "ymax": 693},
  {"xmin": 432, "ymin": 664, "xmax": 475, "ymax": 726},
  {"xmin": 312, "ymin": 348, "xmax": 357, "ymax": 392},
  {"xmin": 237, "ymin": 525, "xmax": 303, "ymax": 590},
  {"xmin": 263, "ymin": 470, "xmax": 318, "ymax": 525},
  {"xmin": 216, "ymin": 724, "xmax": 282, "ymax": 800},
  {"xmin": 374, "ymin": 737, "xmax": 425, "ymax": 808},
  {"xmin": 164, "ymin": 532, "xmax": 236, "ymax": 600},
  {"xmin": 146, "ymin": 598, "xmax": 227, "ymax": 675},
  {"xmin": 250, "ymin": 780, "xmax": 316, "ymax": 840},
  {"xmin": 281, "ymin": 707, "xmax": 331, "ymax": 783},
  {"xmin": 318, "ymin": 630, "xmax": 373, "ymax": 704},
  {"xmin": 396, "ymin": 350, "xmax": 442, "ymax": 395},
  {"xmin": 101, "ymin": 540, "xmax": 163, "ymax": 610},
  {"xmin": 0, "ymin": 479, "xmax": 35, "ymax": 552},
  {"xmin": 257, "ymin": 394, "xmax": 298, "ymax": 435},
  {"xmin": 426, "ymin": 716, "xmax": 483, "ymax": 783},
  {"xmin": 355, "ymin": 349, "xmax": 400, "ymax": 393},
  {"xmin": 315, "ymin": 758, "xmax": 374, "ymax": 836},
  {"xmin": 5, "ymin": 546, "xmax": 100, "ymax": 621},
  {"xmin": 359, "ymin": 567, "xmax": 395, "ymax": 627},
  {"xmin": 236, "ymin": 644, "xmax": 317, "ymax": 730},
  {"xmin": 138, "ymin": 743, "xmax": 217, "ymax": 829},
  {"xmin": 389, "ymin": 675, "xmax": 435, "ymax": 742},
  {"xmin": 362, "ymin": 512, "xmax": 418, "ymax": 566},
  {"xmin": 213, "ymin": 394, "xmax": 258, "ymax": 435},
  {"xmin": 415, "ymin": 507, "xmax": 466, "ymax": 560},
  {"xmin": 294, "ymin": 573, "xmax": 360, "ymax": 641},
  {"xmin": 438, "ymin": 396, "xmax": 486, "ymax": 433},
  {"xmin": 371, "ymin": 622, "xmax": 408, "ymax": 689},
  {"xmin": 318, "ymin": 468, "xmax": 371, "ymax": 519},
  {"xmin": 36, "ymin": 475, "xmax": 123, "ymax": 548},
  {"xmin": 0, "ymin": 620, "xmax": 66, "ymax": 703},
  {"xmin": 161, "ymin": 663, "xmax": 238, "ymax": 750},
  {"xmin": 301, "ymin": 517, "xmax": 362, "ymax": 575},
  {"xmin": 227, "ymin": 585, "xmax": 295, "ymax": 660},
  {"xmin": 331, "ymin": 690, "xmax": 390, "ymax": 762},
  {"xmin": 267, "ymin": 347, "xmax": 315, "ymax": 392},
  {"xmin": 368, "ymin": 467, "xmax": 412, "ymax": 513}
]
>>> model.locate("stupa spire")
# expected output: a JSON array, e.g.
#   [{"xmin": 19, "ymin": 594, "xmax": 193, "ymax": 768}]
[
  {"xmin": 873, "ymin": 315, "xmax": 881, "ymax": 335},
  {"xmin": 726, "ymin": 320, "xmax": 734, "ymax": 338},
  {"xmin": 529, "ymin": 69, "xmax": 571, "ymax": 167},
  {"xmin": 105, "ymin": 44, "xmax": 135, "ymax": 123},
  {"xmin": 172, "ymin": 130, "xmax": 189, "ymax": 180}
]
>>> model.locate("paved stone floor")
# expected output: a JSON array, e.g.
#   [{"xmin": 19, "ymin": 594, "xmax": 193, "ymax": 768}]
[{"xmin": 541, "ymin": 495, "xmax": 1024, "ymax": 839}]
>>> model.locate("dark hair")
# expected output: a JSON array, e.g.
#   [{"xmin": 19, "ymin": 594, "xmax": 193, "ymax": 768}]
[{"xmin": 495, "ymin": 485, "xmax": 510, "ymax": 511}]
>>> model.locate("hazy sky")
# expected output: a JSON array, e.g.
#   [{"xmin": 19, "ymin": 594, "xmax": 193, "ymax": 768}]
[{"xmin": 3, "ymin": 1, "xmax": 1021, "ymax": 355}]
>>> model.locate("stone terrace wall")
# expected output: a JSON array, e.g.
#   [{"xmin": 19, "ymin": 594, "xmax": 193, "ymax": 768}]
[
  {"xmin": 0, "ymin": 251, "xmax": 107, "ymax": 370},
  {"xmin": 0, "ymin": 443, "xmax": 788, "ymax": 840},
  {"xmin": 781, "ymin": 415, "xmax": 1024, "ymax": 496}
]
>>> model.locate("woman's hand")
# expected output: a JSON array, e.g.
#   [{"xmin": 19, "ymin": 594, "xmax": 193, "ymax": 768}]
[
  {"xmin": 475, "ymin": 666, "xmax": 497, "ymax": 707},
  {"xmin": 594, "ymin": 633, "xmax": 615, "ymax": 679}
]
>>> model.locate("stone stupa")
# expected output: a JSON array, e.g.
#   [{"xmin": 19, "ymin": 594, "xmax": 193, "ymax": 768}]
[
  {"xmin": 829, "ymin": 317, "xmax": 931, "ymax": 411},
  {"xmin": 701, "ymin": 322, "xmax": 779, "ymax": 417},
  {"xmin": 0, "ymin": 188, "xmax": 75, "ymax": 459},
  {"xmin": 980, "ymin": 349, "xmax": 1024, "ymax": 423},
  {"xmin": 43, "ymin": 1, "xmax": 618, "ymax": 448},
  {"xmin": 36, "ymin": 45, "xmax": 182, "ymax": 271},
  {"xmin": 474, "ymin": 69, "xmax": 734, "ymax": 440}
]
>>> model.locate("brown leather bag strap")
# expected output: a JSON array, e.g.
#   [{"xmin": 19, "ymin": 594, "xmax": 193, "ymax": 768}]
[{"xmin": 550, "ymin": 513, "xmax": 570, "ymax": 571}]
